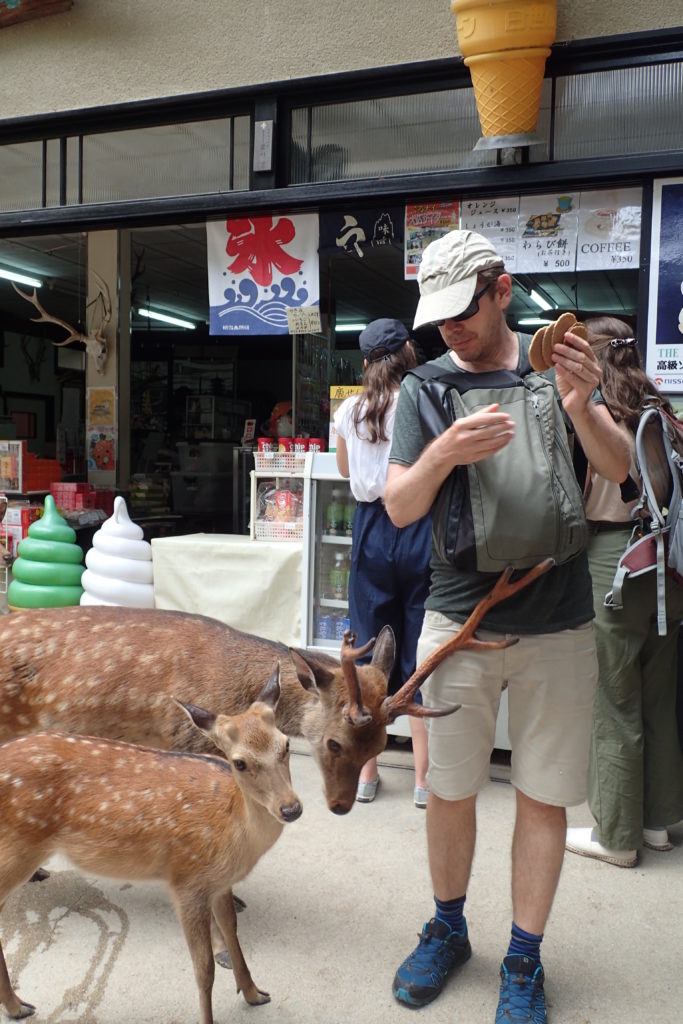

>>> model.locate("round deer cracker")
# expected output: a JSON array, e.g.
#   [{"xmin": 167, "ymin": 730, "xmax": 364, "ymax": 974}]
[
  {"xmin": 542, "ymin": 322, "xmax": 558, "ymax": 368},
  {"xmin": 529, "ymin": 325, "xmax": 550, "ymax": 371},
  {"xmin": 571, "ymin": 321, "xmax": 588, "ymax": 340},
  {"xmin": 550, "ymin": 311, "xmax": 578, "ymax": 350}
]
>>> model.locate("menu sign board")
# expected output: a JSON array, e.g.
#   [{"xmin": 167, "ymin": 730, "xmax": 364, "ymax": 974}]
[
  {"xmin": 516, "ymin": 193, "xmax": 578, "ymax": 273},
  {"xmin": 404, "ymin": 201, "xmax": 459, "ymax": 278},
  {"xmin": 460, "ymin": 197, "xmax": 519, "ymax": 271},
  {"xmin": 576, "ymin": 188, "xmax": 641, "ymax": 271},
  {"xmin": 647, "ymin": 178, "xmax": 683, "ymax": 393}
]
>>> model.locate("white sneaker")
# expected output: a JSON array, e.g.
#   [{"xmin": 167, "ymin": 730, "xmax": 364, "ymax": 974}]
[
  {"xmin": 565, "ymin": 827, "xmax": 637, "ymax": 868},
  {"xmin": 355, "ymin": 775, "xmax": 380, "ymax": 803},
  {"xmin": 642, "ymin": 827, "xmax": 673, "ymax": 851}
]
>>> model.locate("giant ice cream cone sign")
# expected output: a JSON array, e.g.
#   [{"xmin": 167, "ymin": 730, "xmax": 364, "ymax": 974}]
[{"xmin": 452, "ymin": 0, "xmax": 557, "ymax": 139}]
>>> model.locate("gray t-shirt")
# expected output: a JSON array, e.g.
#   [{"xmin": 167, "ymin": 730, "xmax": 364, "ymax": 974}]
[{"xmin": 389, "ymin": 336, "xmax": 596, "ymax": 634}]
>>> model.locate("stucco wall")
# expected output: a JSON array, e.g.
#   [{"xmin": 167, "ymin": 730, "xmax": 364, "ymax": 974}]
[{"xmin": 0, "ymin": 1, "xmax": 680, "ymax": 120}]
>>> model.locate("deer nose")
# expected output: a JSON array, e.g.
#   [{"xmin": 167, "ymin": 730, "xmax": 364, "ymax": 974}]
[
  {"xmin": 280, "ymin": 801, "xmax": 302, "ymax": 823},
  {"xmin": 330, "ymin": 802, "xmax": 352, "ymax": 816}
]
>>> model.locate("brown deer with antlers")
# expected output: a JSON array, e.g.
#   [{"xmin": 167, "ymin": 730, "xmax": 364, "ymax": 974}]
[
  {"xmin": 12, "ymin": 273, "xmax": 111, "ymax": 374},
  {"xmin": 0, "ymin": 665, "xmax": 302, "ymax": 1024},
  {"xmin": 0, "ymin": 561, "xmax": 551, "ymax": 814}
]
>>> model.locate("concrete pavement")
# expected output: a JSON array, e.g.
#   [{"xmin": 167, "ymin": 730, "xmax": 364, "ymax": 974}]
[{"xmin": 2, "ymin": 741, "xmax": 681, "ymax": 1024}]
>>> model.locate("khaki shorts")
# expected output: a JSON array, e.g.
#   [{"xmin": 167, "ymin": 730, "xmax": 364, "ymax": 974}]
[{"xmin": 419, "ymin": 611, "xmax": 598, "ymax": 807}]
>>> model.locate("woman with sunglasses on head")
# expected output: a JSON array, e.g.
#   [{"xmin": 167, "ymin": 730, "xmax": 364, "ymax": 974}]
[
  {"xmin": 565, "ymin": 316, "xmax": 683, "ymax": 868},
  {"xmin": 334, "ymin": 318, "xmax": 431, "ymax": 808}
]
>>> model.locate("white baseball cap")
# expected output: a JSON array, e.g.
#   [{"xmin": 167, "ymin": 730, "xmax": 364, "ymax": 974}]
[{"xmin": 413, "ymin": 229, "xmax": 504, "ymax": 330}]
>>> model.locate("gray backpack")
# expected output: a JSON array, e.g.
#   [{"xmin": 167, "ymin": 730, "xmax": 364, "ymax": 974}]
[
  {"xmin": 410, "ymin": 363, "xmax": 587, "ymax": 573},
  {"xmin": 605, "ymin": 403, "xmax": 683, "ymax": 635}
]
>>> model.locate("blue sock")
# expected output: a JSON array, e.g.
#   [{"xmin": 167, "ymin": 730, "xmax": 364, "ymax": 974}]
[
  {"xmin": 507, "ymin": 921, "xmax": 543, "ymax": 962},
  {"xmin": 434, "ymin": 894, "xmax": 466, "ymax": 936}
]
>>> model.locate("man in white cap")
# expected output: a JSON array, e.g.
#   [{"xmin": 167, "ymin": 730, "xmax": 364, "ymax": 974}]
[{"xmin": 384, "ymin": 230, "xmax": 630, "ymax": 1023}]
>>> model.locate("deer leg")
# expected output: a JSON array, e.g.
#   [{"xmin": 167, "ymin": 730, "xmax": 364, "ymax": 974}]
[
  {"xmin": 172, "ymin": 890, "xmax": 215, "ymax": 1024},
  {"xmin": 0, "ymin": 939, "xmax": 35, "ymax": 1020},
  {"xmin": 1, "ymin": 855, "xmax": 44, "ymax": 1020},
  {"xmin": 211, "ymin": 914, "xmax": 232, "ymax": 970},
  {"xmin": 211, "ymin": 889, "xmax": 247, "ymax": 969},
  {"xmin": 211, "ymin": 891, "xmax": 270, "ymax": 1006}
]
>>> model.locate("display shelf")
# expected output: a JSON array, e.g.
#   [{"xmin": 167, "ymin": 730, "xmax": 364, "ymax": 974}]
[
  {"xmin": 254, "ymin": 452, "xmax": 307, "ymax": 473},
  {"xmin": 319, "ymin": 596, "xmax": 349, "ymax": 610},
  {"xmin": 254, "ymin": 520, "xmax": 304, "ymax": 541},
  {"xmin": 321, "ymin": 533, "xmax": 352, "ymax": 544}
]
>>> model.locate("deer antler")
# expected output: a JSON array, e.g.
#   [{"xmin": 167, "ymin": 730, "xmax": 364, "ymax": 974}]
[
  {"xmin": 382, "ymin": 559, "xmax": 555, "ymax": 723},
  {"xmin": 12, "ymin": 273, "xmax": 112, "ymax": 374},
  {"xmin": 340, "ymin": 630, "xmax": 376, "ymax": 726},
  {"xmin": 12, "ymin": 283, "xmax": 83, "ymax": 344}
]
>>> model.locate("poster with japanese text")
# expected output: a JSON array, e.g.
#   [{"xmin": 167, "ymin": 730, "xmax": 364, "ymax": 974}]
[
  {"xmin": 460, "ymin": 197, "xmax": 519, "ymax": 271},
  {"xmin": 404, "ymin": 201, "xmax": 459, "ymax": 278},
  {"xmin": 86, "ymin": 386, "xmax": 116, "ymax": 472},
  {"xmin": 207, "ymin": 214, "xmax": 320, "ymax": 336},
  {"xmin": 576, "ymin": 188, "xmax": 642, "ymax": 271},
  {"xmin": 647, "ymin": 178, "xmax": 683, "ymax": 392},
  {"xmin": 516, "ymin": 193, "xmax": 578, "ymax": 273}
]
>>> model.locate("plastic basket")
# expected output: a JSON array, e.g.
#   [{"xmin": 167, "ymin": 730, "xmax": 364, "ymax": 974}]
[
  {"xmin": 254, "ymin": 519, "xmax": 304, "ymax": 541},
  {"xmin": 254, "ymin": 452, "xmax": 306, "ymax": 473}
]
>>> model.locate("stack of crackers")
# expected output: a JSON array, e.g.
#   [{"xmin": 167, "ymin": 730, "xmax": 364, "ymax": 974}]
[{"xmin": 529, "ymin": 312, "xmax": 588, "ymax": 372}]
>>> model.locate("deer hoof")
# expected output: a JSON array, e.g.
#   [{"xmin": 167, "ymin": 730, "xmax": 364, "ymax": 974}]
[
  {"xmin": 29, "ymin": 868, "xmax": 50, "ymax": 883},
  {"xmin": 245, "ymin": 988, "xmax": 270, "ymax": 1006},
  {"xmin": 214, "ymin": 950, "xmax": 233, "ymax": 970},
  {"xmin": 11, "ymin": 1000, "xmax": 36, "ymax": 1019}
]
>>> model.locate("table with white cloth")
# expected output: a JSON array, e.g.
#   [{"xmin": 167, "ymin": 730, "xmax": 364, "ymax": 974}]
[{"xmin": 151, "ymin": 533, "xmax": 302, "ymax": 646}]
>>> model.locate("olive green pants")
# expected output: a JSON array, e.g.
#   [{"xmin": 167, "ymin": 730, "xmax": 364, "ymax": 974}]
[{"xmin": 587, "ymin": 525, "xmax": 683, "ymax": 850}]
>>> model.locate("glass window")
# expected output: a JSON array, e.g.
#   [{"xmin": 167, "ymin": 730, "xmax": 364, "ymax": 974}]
[
  {"xmin": 291, "ymin": 88, "xmax": 499, "ymax": 183},
  {"xmin": 554, "ymin": 61, "xmax": 683, "ymax": 159},
  {"xmin": 81, "ymin": 118, "xmax": 249, "ymax": 204},
  {"xmin": 0, "ymin": 141, "xmax": 43, "ymax": 212}
]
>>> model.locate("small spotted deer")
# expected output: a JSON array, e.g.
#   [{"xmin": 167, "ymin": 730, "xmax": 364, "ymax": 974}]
[{"xmin": 0, "ymin": 665, "xmax": 302, "ymax": 1024}]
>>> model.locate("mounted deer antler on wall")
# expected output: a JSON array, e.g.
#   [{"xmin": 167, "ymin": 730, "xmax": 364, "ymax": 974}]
[{"xmin": 12, "ymin": 271, "xmax": 112, "ymax": 375}]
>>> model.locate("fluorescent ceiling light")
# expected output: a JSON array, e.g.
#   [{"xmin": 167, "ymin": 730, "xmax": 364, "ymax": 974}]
[
  {"xmin": 336, "ymin": 323, "xmax": 367, "ymax": 333},
  {"xmin": 530, "ymin": 289, "xmax": 553, "ymax": 312},
  {"xmin": 0, "ymin": 266, "xmax": 43, "ymax": 288},
  {"xmin": 519, "ymin": 317, "xmax": 553, "ymax": 326},
  {"xmin": 138, "ymin": 307, "xmax": 195, "ymax": 330}
]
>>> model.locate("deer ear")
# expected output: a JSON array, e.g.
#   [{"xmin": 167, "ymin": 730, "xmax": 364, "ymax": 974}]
[
  {"xmin": 174, "ymin": 697, "xmax": 216, "ymax": 734},
  {"xmin": 371, "ymin": 625, "xmax": 395, "ymax": 680},
  {"xmin": 288, "ymin": 648, "xmax": 337, "ymax": 693},
  {"xmin": 255, "ymin": 663, "xmax": 281, "ymax": 709}
]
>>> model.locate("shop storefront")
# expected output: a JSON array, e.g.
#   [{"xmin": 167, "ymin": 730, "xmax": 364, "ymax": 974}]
[{"xmin": 1, "ymin": 32, "xmax": 682, "ymax": 546}]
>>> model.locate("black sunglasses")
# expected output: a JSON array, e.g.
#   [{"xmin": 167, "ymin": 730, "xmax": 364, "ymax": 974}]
[{"xmin": 433, "ymin": 282, "xmax": 493, "ymax": 327}]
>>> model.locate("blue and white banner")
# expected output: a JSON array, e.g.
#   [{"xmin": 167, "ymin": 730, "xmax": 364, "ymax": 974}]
[
  {"xmin": 647, "ymin": 178, "xmax": 683, "ymax": 392},
  {"xmin": 207, "ymin": 214, "xmax": 320, "ymax": 336}
]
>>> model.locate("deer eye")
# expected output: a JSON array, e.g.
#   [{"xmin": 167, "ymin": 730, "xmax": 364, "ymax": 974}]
[
  {"xmin": 233, "ymin": 758, "xmax": 247, "ymax": 772},
  {"xmin": 327, "ymin": 739, "xmax": 342, "ymax": 755}
]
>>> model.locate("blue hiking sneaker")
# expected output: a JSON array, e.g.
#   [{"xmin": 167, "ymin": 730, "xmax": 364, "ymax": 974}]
[
  {"xmin": 392, "ymin": 917, "xmax": 471, "ymax": 1008},
  {"xmin": 496, "ymin": 954, "xmax": 547, "ymax": 1023}
]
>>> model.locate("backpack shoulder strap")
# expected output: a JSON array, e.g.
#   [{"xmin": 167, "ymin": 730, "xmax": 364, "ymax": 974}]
[{"xmin": 407, "ymin": 365, "xmax": 525, "ymax": 441}]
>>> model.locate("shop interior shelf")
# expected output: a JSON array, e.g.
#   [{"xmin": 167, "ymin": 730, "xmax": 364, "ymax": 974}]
[{"xmin": 318, "ymin": 597, "xmax": 349, "ymax": 610}]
